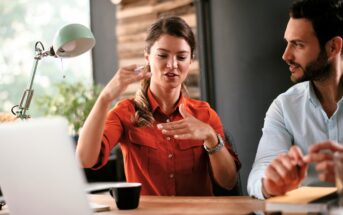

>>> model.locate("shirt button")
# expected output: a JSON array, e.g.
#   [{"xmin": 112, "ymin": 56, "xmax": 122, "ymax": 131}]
[
  {"xmin": 166, "ymin": 119, "xmax": 170, "ymax": 123},
  {"xmin": 168, "ymin": 153, "xmax": 173, "ymax": 159},
  {"xmin": 169, "ymin": 173, "xmax": 174, "ymax": 178},
  {"xmin": 166, "ymin": 137, "xmax": 171, "ymax": 141}
]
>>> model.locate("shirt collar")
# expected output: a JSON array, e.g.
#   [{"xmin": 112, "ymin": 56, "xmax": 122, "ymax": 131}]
[
  {"xmin": 308, "ymin": 81, "xmax": 321, "ymax": 108},
  {"xmin": 147, "ymin": 88, "xmax": 185, "ymax": 115}
]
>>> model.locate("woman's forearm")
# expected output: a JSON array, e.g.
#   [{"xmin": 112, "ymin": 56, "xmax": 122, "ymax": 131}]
[
  {"xmin": 209, "ymin": 148, "xmax": 238, "ymax": 190},
  {"xmin": 76, "ymin": 95, "xmax": 111, "ymax": 168}
]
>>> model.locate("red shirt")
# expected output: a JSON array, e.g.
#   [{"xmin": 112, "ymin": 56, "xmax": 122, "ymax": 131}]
[{"xmin": 94, "ymin": 90, "xmax": 240, "ymax": 196}]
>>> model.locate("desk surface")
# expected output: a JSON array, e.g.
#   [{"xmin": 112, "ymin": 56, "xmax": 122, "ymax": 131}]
[
  {"xmin": 0, "ymin": 195, "xmax": 265, "ymax": 215},
  {"xmin": 90, "ymin": 194, "xmax": 265, "ymax": 215}
]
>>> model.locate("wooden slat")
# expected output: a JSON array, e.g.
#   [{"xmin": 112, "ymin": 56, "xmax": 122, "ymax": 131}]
[
  {"xmin": 116, "ymin": 19, "xmax": 154, "ymax": 36},
  {"xmin": 117, "ymin": 0, "xmax": 193, "ymax": 19},
  {"xmin": 117, "ymin": 13, "xmax": 157, "ymax": 26},
  {"xmin": 179, "ymin": 13, "xmax": 196, "ymax": 28},
  {"xmin": 116, "ymin": 14, "xmax": 195, "ymax": 36},
  {"xmin": 118, "ymin": 32, "xmax": 147, "ymax": 43},
  {"xmin": 118, "ymin": 50, "xmax": 145, "ymax": 59},
  {"xmin": 117, "ymin": 41, "xmax": 145, "ymax": 53}
]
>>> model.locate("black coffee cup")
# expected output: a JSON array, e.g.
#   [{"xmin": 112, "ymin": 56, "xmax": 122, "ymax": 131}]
[{"xmin": 109, "ymin": 182, "xmax": 142, "ymax": 210}]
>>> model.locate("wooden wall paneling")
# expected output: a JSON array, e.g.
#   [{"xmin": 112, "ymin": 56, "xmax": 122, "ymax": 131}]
[{"xmin": 116, "ymin": 0, "xmax": 200, "ymax": 99}]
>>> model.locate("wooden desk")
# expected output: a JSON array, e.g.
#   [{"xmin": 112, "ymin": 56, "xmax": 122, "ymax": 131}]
[
  {"xmin": 89, "ymin": 194, "xmax": 265, "ymax": 215},
  {"xmin": 0, "ymin": 195, "xmax": 264, "ymax": 215}
]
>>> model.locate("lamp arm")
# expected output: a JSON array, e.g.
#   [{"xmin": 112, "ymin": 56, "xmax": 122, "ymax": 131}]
[
  {"xmin": 11, "ymin": 23, "xmax": 95, "ymax": 119},
  {"xmin": 16, "ymin": 57, "xmax": 40, "ymax": 119},
  {"xmin": 13, "ymin": 41, "xmax": 53, "ymax": 120}
]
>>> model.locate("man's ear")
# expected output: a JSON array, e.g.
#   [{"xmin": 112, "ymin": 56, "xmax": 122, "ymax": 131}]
[{"xmin": 326, "ymin": 36, "xmax": 343, "ymax": 59}]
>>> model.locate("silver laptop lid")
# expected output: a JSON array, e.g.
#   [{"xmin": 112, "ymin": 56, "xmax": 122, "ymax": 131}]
[{"xmin": 0, "ymin": 117, "xmax": 92, "ymax": 215}]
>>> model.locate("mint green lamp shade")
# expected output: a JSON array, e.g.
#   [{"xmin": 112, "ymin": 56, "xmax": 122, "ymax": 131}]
[{"xmin": 53, "ymin": 23, "xmax": 96, "ymax": 58}]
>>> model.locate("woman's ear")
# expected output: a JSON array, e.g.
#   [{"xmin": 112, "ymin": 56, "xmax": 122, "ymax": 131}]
[
  {"xmin": 144, "ymin": 51, "xmax": 149, "ymax": 65},
  {"xmin": 326, "ymin": 36, "xmax": 343, "ymax": 59}
]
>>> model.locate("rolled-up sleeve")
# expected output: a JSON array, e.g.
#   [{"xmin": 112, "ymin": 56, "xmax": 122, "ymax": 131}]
[
  {"xmin": 92, "ymin": 103, "xmax": 125, "ymax": 170},
  {"xmin": 247, "ymin": 98, "xmax": 292, "ymax": 199},
  {"xmin": 208, "ymin": 107, "xmax": 241, "ymax": 171}
]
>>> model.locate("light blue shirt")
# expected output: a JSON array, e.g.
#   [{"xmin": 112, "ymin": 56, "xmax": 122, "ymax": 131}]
[{"xmin": 247, "ymin": 81, "xmax": 343, "ymax": 199}]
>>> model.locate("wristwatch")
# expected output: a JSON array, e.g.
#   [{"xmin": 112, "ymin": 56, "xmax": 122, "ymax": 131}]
[{"xmin": 203, "ymin": 134, "xmax": 224, "ymax": 154}]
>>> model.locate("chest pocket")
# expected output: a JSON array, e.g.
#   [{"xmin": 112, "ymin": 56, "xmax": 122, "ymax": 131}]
[
  {"xmin": 176, "ymin": 140, "xmax": 207, "ymax": 174},
  {"xmin": 128, "ymin": 128, "xmax": 163, "ymax": 175}
]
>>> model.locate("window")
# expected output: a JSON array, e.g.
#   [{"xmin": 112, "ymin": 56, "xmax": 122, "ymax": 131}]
[{"xmin": 0, "ymin": 0, "xmax": 92, "ymax": 117}]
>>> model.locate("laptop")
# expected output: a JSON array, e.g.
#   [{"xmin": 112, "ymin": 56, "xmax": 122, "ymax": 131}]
[{"xmin": 0, "ymin": 117, "xmax": 92, "ymax": 215}]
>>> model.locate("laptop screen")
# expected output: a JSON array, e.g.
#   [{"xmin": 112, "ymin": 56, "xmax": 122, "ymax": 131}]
[{"xmin": 0, "ymin": 117, "xmax": 92, "ymax": 215}]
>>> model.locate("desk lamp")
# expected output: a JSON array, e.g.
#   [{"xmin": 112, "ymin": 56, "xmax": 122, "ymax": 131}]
[{"xmin": 11, "ymin": 23, "xmax": 96, "ymax": 119}]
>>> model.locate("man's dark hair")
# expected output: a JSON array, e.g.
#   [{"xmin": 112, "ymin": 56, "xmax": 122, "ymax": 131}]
[{"xmin": 290, "ymin": 0, "xmax": 343, "ymax": 47}]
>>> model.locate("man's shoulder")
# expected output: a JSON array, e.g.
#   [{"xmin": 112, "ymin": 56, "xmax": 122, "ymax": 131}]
[{"xmin": 277, "ymin": 82, "xmax": 309, "ymax": 102}]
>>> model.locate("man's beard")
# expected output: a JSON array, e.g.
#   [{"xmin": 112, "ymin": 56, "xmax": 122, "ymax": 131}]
[{"xmin": 290, "ymin": 50, "xmax": 332, "ymax": 83}]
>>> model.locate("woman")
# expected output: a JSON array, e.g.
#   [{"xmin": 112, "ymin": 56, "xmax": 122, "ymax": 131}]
[{"xmin": 77, "ymin": 16, "xmax": 240, "ymax": 196}]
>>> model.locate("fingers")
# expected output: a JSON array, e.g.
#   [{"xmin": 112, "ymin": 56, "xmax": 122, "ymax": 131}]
[
  {"xmin": 157, "ymin": 121, "xmax": 193, "ymax": 139},
  {"xmin": 288, "ymin": 146, "xmax": 308, "ymax": 180},
  {"xmin": 308, "ymin": 140, "xmax": 343, "ymax": 154},
  {"xmin": 269, "ymin": 154, "xmax": 299, "ymax": 182},
  {"xmin": 304, "ymin": 151, "xmax": 333, "ymax": 163},
  {"xmin": 119, "ymin": 64, "xmax": 151, "ymax": 83},
  {"xmin": 316, "ymin": 160, "xmax": 335, "ymax": 173},
  {"xmin": 101, "ymin": 64, "xmax": 151, "ymax": 101},
  {"xmin": 122, "ymin": 64, "xmax": 138, "ymax": 70},
  {"xmin": 302, "ymin": 141, "xmax": 340, "ymax": 183},
  {"xmin": 157, "ymin": 121, "xmax": 185, "ymax": 131},
  {"xmin": 156, "ymin": 109, "xmax": 212, "ymax": 140},
  {"xmin": 298, "ymin": 161, "xmax": 308, "ymax": 181},
  {"xmin": 265, "ymin": 164, "xmax": 286, "ymax": 186},
  {"xmin": 263, "ymin": 178, "xmax": 287, "ymax": 196},
  {"xmin": 266, "ymin": 158, "xmax": 287, "ymax": 183},
  {"xmin": 289, "ymin": 145, "xmax": 305, "ymax": 165},
  {"xmin": 263, "ymin": 153, "xmax": 305, "ymax": 196},
  {"xmin": 174, "ymin": 133, "xmax": 193, "ymax": 139},
  {"xmin": 315, "ymin": 160, "xmax": 335, "ymax": 183},
  {"xmin": 156, "ymin": 105, "xmax": 192, "ymax": 136},
  {"xmin": 160, "ymin": 125, "xmax": 189, "ymax": 136}
]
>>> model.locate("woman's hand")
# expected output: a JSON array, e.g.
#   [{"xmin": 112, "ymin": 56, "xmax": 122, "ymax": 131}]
[
  {"xmin": 157, "ymin": 104, "xmax": 217, "ymax": 146},
  {"xmin": 100, "ymin": 65, "xmax": 151, "ymax": 104},
  {"xmin": 157, "ymin": 104, "xmax": 238, "ymax": 189}
]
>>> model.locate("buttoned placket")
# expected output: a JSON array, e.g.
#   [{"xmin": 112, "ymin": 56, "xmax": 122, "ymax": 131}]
[
  {"xmin": 327, "ymin": 115, "xmax": 338, "ymax": 142},
  {"xmin": 165, "ymin": 117, "xmax": 176, "ymax": 195}
]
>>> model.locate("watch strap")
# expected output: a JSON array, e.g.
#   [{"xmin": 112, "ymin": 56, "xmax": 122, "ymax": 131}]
[{"xmin": 203, "ymin": 134, "xmax": 224, "ymax": 154}]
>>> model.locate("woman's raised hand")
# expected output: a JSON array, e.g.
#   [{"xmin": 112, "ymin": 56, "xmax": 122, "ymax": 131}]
[{"xmin": 100, "ymin": 65, "xmax": 151, "ymax": 104}]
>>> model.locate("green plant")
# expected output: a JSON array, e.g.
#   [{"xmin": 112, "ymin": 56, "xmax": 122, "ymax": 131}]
[{"xmin": 36, "ymin": 81, "xmax": 102, "ymax": 135}]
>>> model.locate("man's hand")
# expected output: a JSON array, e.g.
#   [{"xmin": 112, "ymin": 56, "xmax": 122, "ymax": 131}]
[
  {"xmin": 304, "ymin": 140, "xmax": 343, "ymax": 183},
  {"xmin": 262, "ymin": 145, "xmax": 307, "ymax": 198}
]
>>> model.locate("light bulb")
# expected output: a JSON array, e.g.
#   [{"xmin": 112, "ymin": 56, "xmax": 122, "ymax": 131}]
[
  {"xmin": 61, "ymin": 40, "xmax": 77, "ymax": 52},
  {"xmin": 111, "ymin": 0, "xmax": 122, "ymax": 5}
]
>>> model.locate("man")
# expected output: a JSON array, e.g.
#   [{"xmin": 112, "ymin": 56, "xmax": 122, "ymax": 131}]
[{"xmin": 248, "ymin": 0, "xmax": 343, "ymax": 199}]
